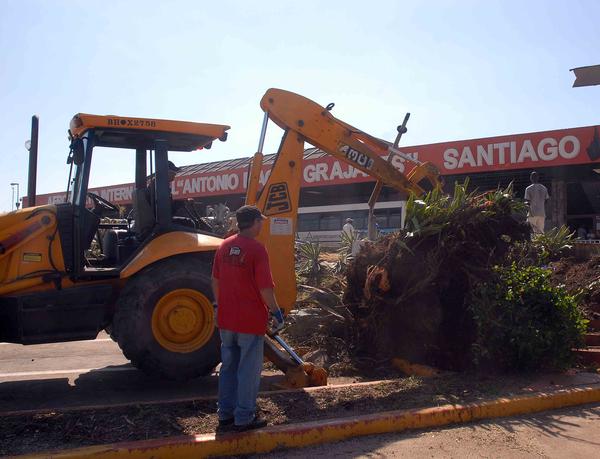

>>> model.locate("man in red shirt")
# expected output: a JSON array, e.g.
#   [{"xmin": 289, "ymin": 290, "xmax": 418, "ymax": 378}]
[{"xmin": 211, "ymin": 205, "xmax": 284, "ymax": 431}]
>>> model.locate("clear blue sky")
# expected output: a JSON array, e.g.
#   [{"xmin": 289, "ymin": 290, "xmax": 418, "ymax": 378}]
[{"xmin": 1, "ymin": 0, "xmax": 599, "ymax": 211}]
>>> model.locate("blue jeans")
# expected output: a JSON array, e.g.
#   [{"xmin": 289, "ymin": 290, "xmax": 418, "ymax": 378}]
[{"xmin": 217, "ymin": 329, "xmax": 264, "ymax": 425}]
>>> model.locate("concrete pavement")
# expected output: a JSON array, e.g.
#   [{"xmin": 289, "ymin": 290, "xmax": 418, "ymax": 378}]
[
  {"xmin": 0, "ymin": 333, "xmax": 358, "ymax": 414},
  {"xmin": 255, "ymin": 403, "xmax": 600, "ymax": 458}
]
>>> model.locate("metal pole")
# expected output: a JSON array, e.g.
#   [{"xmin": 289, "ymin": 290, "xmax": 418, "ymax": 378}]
[
  {"xmin": 10, "ymin": 183, "xmax": 19, "ymax": 210},
  {"xmin": 393, "ymin": 113, "xmax": 410, "ymax": 148},
  {"xmin": 367, "ymin": 113, "xmax": 411, "ymax": 239},
  {"xmin": 257, "ymin": 112, "xmax": 269, "ymax": 154},
  {"xmin": 246, "ymin": 113, "xmax": 269, "ymax": 206},
  {"xmin": 10, "ymin": 185, "xmax": 15, "ymax": 211},
  {"xmin": 27, "ymin": 115, "xmax": 39, "ymax": 207}
]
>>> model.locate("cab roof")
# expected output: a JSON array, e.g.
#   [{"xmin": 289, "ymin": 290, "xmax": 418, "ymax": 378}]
[{"xmin": 70, "ymin": 113, "xmax": 230, "ymax": 151}]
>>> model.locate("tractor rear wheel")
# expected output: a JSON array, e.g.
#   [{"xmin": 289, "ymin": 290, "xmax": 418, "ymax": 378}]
[{"xmin": 113, "ymin": 254, "xmax": 220, "ymax": 380}]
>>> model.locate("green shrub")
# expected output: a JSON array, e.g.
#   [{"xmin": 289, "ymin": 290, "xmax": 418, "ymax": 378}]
[
  {"xmin": 469, "ymin": 263, "xmax": 587, "ymax": 371},
  {"xmin": 338, "ymin": 230, "xmax": 355, "ymax": 259},
  {"xmin": 531, "ymin": 225, "xmax": 575, "ymax": 262},
  {"xmin": 297, "ymin": 239, "xmax": 325, "ymax": 284}
]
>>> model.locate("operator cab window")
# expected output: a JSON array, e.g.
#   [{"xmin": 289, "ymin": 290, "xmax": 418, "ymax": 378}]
[{"xmin": 87, "ymin": 146, "xmax": 136, "ymax": 216}]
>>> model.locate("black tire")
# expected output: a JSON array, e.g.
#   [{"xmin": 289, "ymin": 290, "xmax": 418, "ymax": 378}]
[{"xmin": 113, "ymin": 254, "xmax": 220, "ymax": 380}]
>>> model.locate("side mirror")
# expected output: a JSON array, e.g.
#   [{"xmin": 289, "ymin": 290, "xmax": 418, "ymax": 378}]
[{"xmin": 68, "ymin": 138, "xmax": 85, "ymax": 165}]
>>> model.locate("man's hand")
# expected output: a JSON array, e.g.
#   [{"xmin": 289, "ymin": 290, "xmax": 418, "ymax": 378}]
[{"xmin": 270, "ymin": 309, "xmax": 285, "ymax": 334}]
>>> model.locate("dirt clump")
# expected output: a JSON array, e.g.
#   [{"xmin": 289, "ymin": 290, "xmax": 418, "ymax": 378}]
[{"xmin": 551, "ymin": 255, "xmax": 600, "ymax": 321}]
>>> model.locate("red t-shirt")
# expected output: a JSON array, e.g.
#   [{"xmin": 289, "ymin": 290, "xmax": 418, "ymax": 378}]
[{"xmin": 212, "ymin": 234, "xmax": 275, "ymax": 335}]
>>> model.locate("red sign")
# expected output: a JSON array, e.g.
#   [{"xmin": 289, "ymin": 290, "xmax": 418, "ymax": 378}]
[{"xmin": 28, "ymin": 125, "xmax": 600, "ymax": 207}]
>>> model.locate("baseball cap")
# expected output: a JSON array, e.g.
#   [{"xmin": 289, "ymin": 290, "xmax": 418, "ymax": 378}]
[
  {"xmin": 236, "ymin": 205, "xmax": 266, "ymax": 228},
  {"xmin": 346, "ymin": 218, "xmax": 354, "ymax": 223}
]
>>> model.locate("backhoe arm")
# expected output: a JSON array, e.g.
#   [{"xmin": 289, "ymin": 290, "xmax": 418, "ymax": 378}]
[
  {"xmin": 260, "ymin": 88, "xmax": 441, "ymax": 196},
  {"xmin": 246, "ymin": 88, "xmax": 442, "ymax": 314}
]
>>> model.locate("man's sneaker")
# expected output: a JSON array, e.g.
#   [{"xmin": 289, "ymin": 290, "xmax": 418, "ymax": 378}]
[
  {"xmin": 216, "ymin": 417, "xmax": 235, "ymax": 432},
  {"xmin": 235, "ymin": 416, "xmax": 268, "ymax": 432}
]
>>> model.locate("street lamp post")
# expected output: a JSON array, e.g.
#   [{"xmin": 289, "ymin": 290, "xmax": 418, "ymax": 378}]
[{"xmin": 10, "ymin": 183, "xmax": 20, "ymax": 210}]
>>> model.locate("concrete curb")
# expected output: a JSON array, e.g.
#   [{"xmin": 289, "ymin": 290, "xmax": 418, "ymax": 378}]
[{"xmin": 19, "ymin": 385, "xmax": 600, "ymax": 459}]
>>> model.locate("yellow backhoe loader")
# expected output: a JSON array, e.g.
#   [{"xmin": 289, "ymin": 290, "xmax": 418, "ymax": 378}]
[{"xmin": 0, "ymin": 90, "xmax": 440, "ymax": 387}]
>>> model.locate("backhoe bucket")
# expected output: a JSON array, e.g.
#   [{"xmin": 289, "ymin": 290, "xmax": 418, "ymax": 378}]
[
  {"xmin": 406, "ymin": 161, "xmax": 443, "ymax": 194},
  {"xmin": 264, "ymin": 335, "xmax": 328, "ymax": 388}
]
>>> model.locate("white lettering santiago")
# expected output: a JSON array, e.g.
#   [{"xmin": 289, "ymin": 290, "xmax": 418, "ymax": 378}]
[{"xmin": 443, "ymin": 136, "xmax": 580, "ymax": 170}]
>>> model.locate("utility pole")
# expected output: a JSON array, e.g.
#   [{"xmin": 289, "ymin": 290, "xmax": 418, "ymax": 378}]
[{"xmin": 25, "ymin": 115, "xmax": 39, "ymax": 207}]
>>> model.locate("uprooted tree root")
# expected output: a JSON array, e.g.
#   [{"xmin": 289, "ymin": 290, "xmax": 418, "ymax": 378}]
[{"xmin": 344, "ymin": 184, "xmax": 531, "ymax": 371}]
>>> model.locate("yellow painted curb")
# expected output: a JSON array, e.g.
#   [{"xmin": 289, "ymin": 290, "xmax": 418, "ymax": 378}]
[{"xmin": 19, "ymin": 385, "xmax": 600, "ymax": 459}]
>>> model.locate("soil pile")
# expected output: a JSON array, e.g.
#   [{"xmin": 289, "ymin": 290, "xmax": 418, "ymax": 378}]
[
  {"xmin": 551, "ymin": 255, "xmax": 600, "ymax": 321},
  {"xmin": 344, "ymin": 186, "xmax": 531, "ymax": 370}
]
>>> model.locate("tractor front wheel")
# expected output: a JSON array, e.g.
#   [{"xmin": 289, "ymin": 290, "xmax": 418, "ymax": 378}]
[{"xmin": 113, "ymin": 254, "xmax": 220, "ymax": 380}]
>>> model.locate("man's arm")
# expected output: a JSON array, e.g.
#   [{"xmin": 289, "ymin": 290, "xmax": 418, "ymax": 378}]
[
  {"xmin": 260, "ymin": 288, "xmax": 280, "ymax": 315},
  {"xmin": 261, "ymin": 287, "xmax": 284, "ymax": 332}
]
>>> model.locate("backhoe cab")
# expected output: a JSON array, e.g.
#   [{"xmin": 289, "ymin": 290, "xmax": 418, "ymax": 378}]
[{"xmin": 64, "ymin": 113, "xmax": 229, "ymax": 276}]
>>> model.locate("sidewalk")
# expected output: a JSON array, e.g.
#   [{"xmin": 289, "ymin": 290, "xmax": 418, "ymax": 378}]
[{"xmin": 8, "ymin": 371, "xmax": 600, "ymax": 458}]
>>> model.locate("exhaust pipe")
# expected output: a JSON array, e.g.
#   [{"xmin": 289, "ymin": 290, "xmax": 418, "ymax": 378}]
[{"xmin": 27, "ymin": 115, "xmax": 39, "ymax": 208}]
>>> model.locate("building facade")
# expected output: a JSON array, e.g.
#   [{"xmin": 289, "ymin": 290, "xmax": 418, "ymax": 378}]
[{"xmin": 32, "ymin": 124, "xmax": 600, "ymax": 237}]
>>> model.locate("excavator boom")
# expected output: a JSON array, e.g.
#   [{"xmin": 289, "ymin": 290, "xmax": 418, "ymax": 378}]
[
  {"xmin": 247, "ymin": 88, "xmax": 442, "ymax": 312},
  {"xmin": 260, "ymin": 89, "xmax": 441, "ymax": 195}
]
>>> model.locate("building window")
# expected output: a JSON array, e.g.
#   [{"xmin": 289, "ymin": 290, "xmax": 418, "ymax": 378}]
[
  {"xmin": 320, "ymin": 214, "xmax": 342, "ymax": 231},
  {"xmin": 298, "ymin": 214, "xmax": 320, "ymax": 232}
]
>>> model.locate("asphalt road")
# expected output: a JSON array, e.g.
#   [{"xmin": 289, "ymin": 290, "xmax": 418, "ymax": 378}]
[
  {"xmin": 0, "ymin": 333, "xmax": 357, "ymax": 414},
  {"xmin": 257, "ymin": 403, "xmax": 600, "ymax": 458},
  {"xmin": 0, "ymin": 332, "xmax": 213, "ymax": 413}
]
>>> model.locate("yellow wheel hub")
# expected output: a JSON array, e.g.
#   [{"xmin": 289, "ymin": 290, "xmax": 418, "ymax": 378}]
[{"xmin": 151, "ymin": 289, "xmax": 214, "ymax": 353}]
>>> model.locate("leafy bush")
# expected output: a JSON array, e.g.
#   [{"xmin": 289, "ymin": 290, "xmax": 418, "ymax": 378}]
[
  {"xmin": 297, "ymin": 239, "xmax": 325, "ymax": 284},
  {"xmin": 337, "ymin": 229, "xmax": 359, "ymax": 267},
  {"xmin": 532, "ymin": 225, "xmax": 575, "ymax": 262},
  {"xmin": 404, "ymin": 180, "xmax": 528, "ymax": 239},
  {"xmin": 469, "ymin": 263, "xmax": 587, "ymax": 371}
]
